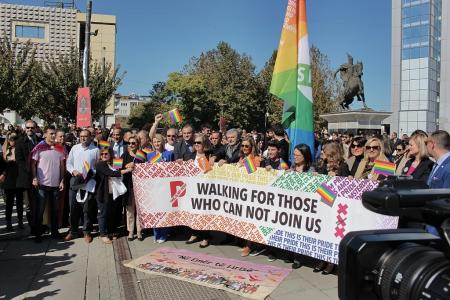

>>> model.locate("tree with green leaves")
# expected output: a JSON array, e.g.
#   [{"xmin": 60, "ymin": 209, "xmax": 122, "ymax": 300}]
[
  {"xmin": 0, "ymin": 38, "xmax": 37, "ymax": 113},
  {"xmin": 31, "ymin": 47, "xmax": 124, "ymax": 124}
]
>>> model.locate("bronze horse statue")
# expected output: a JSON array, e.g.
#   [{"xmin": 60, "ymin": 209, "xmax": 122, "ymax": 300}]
[{"xmin": 334, "ymin": 54, "xmax": 367, "ymax": 110}]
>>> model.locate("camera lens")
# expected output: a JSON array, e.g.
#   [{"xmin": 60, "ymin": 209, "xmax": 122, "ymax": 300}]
[{"xmin": 376, "ymin": 243, "xmax": 450, "ymax": 300}]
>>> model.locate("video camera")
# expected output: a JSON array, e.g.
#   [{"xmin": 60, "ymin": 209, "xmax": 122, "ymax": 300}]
[{"xmin": 338, "ymin": 177, "xmax": 450, "ymax": 300}]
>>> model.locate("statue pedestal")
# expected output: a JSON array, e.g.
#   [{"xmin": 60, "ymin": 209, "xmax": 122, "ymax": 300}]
[{"xmin": 320, "ymin": 109, "xmax": 391, "ymax": 135}]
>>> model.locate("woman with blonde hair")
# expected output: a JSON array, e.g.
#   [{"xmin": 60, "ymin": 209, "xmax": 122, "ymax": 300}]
[
  {"xmin": 354, "ymin": 137, "xmax": 389, "ymax": 180},
  {"xmin": 401, "ymin": 132, "xmax": 433, "ymax": 181}
]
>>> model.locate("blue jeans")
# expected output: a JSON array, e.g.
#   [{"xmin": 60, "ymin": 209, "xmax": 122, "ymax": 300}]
[{"xmin": 34, "ymin": 186, "xmax": 60, "ymax": 236}]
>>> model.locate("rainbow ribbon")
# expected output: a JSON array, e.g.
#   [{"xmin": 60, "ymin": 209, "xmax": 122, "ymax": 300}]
[
  {"xmin": 168, "ymin": 108, "xmax": 182, "ymax": 124},
  {"xmin": 147, "ymin": 151, "xmax": 162, "ymax": 163},
  {"xmin": 98, "ymin": 140, "xmax": 110, "ymax": 148},
  {"xmin": 113, "ymin": 158, "xmax": 123, "ymax": 169},
  {"xmin": 316, "ymin": 183, "xmax": 337, "ymax": 207},
  {"xmin": 135, "ymin": 150, "xmax": 146, "ymax": 162},
  {"xmin": 243, "ymin": 156, "xmax": 257, "ymax": 174},
  {"xmin": 82, "ymin": 161, "xmax": 91, "ymax": 179},
  {"xmin": 373, "ymin": 160, "xmax": 396, "ymax": 176}
]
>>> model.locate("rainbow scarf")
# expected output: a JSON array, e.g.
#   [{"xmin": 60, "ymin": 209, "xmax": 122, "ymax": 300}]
[
  {"xmin": 113, "ymin": 158, "xmax": 123, "ymax": 170},
  {"xmin": 98, "ymin": 140, "xmax": 110, "ymax": 148},
  {"xmin": 316, "ymin": 183, "xmax": 337, "ymax": 207},
  {"xmin": 147, "ymin": 151, "xmax": 162, "ymax": 163},
  {"xmin": 270, "ymin": 0, "xmax": 315, "ymax": 157},
  {"xmin": 373, "ymin": 160, "xmax": 396, "ymax": 176},
  {"xmin": 168, "ymin": 108, "xmax": 183, "ymax": 124},
  {"xmin": 243, "ymin": 156, "xmax": 257, "ymax": 174},
  {"xmin": 135, "ymin": 150, "xmax": 146, "ymax": 162}
]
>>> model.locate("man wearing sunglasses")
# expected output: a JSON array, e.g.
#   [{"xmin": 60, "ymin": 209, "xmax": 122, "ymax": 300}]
[{"xmin": 15, "ymin": 120, "xmax": 41, "ymax": 234}]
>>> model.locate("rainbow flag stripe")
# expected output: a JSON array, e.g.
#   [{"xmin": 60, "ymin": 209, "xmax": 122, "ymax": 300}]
[
  {"xmin": 147, "ymin": 151, "xmax": 162, "ymax": 163},
  {"xmin": 83, "ymin": 161, "xmax": 90, "ymax": 173},
  {"xmin": 135, "ymin": 150, "xmax": 146, "ymax": 162},
  {"xmin": 316, "ymin": 183, "xmax": 337, "ymax": 207},
  {"xmin": 168, "ymin": 108, "xmax": 182, "ymax": 124},
  {"xmin": 142, "ymin": 147, "xmax": 152, "ymax": 154},
  {"xmin": 270, "ymin": 0, "xmax": 315, "ymax": 157},
  {"xmin": 279, "ymin": 159, "xmax": 289, "ymax": 170},
  {"xmin": 98, "ymin": 140, "xmax": 110, "ymax": 148},
  {"xmin": 243, "ymin": 156, "xmax": 257, "ymax": 174},
  {"xmin": 113, "ymin": 158, "xmax": 123, "ymax": 169},
  {"xmin": 373, "ymin": 160, "xmax": 396, "ymax": 176}
]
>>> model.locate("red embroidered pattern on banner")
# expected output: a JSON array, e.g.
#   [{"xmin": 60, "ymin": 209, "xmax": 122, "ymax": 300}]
[
  {"xmin": 138, "ymin": 211, "xmax": 266, "ymax": 244},
  {"xmin": 133, "ymin": 161, "xmax": 202, "ymax": 179}
]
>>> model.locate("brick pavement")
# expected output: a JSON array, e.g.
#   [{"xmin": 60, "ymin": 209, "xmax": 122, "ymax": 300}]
[{"xmin": 0, "ymin": 199, "xmax": 338, "ymax": 300}]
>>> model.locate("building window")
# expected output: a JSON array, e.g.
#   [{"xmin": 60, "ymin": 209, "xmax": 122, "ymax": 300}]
[{"xmin": 15, "ymin": 25, "xmax": 45, "ymax": 39}]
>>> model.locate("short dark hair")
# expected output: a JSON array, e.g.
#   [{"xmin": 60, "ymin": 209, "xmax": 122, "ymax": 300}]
[
  {"xmin": 267, "ymin": 140, "xmax": 281, "ymax": 150},
  {"xmin": 271, "ymin": 124, "xmax": 285, "ymax": 137},
  {"xmin": 431, "ymin": 130, "xmax": 450, "ymax": 150},
  {"xmin": 44, "ymin": 125, "xmax": 56, "ymax": 133}
]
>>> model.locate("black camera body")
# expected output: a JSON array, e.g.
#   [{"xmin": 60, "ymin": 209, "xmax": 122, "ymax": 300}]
[{"xmin": 338, "ymin": 178, "xmax": 450, "ymax": 300}]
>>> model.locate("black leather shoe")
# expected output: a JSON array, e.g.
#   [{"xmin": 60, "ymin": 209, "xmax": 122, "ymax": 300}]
[
  {"xmin": 313, "ymin": 261, "xmax": 327, "ymax": 273},
  {"xmin": 185, "ymin": 236, "xmax": 200, "ymax": 244},
  {"xmin": 322, "ymin": 263, "xmax": 336, "ymax": 275},
  {"xmin": 292, "ymin": 260, "xmax": 302, "ymax": 269}
]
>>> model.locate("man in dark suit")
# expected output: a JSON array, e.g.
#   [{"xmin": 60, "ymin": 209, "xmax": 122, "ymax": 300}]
[
  {"xmin": 110, "ymin": 128, "xmax": 127, "ymax": 158},
  {"xmin": 174, "ymin": 124, "xmax": 194, "ymax": 161},
  {"xmin": 212, "ymin": 128, "xmax": 241, "ymax": 165},
  {"xmin": 426, "ymin": 130, "xmax": 450, "ymax": 189},
  {"xmin": 15, "ymin": 120, "xmax": 40, "ymax": 234}
]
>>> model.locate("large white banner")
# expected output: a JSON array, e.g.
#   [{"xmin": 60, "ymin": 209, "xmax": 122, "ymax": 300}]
[{"xmin": 133, "ymin": 162, "xmax": 398, "ymax": 264}]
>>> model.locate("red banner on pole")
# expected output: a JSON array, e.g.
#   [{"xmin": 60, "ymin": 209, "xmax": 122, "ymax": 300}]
[{"xmin": 76, "ymin": 87, "xmax": 92, "ymax": 128}]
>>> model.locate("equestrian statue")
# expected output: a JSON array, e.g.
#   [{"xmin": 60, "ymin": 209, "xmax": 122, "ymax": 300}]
[{"xmin": 334, "ymin": 54, "xmax": 367, "ymax": 110}]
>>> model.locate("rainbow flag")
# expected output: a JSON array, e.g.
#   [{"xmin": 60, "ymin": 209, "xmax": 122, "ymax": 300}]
[
  {"xmin": 142, "ymin": 147, "xmax": 152, "ymax": 154},
  {"xmin": 373, "ymin": 160, "xmax": 396, "ymax": 176},
  {"xmin": 168, "ymin": 108, "xmax": 182, "ymax": 124},
  {"xmin": 113, "ymin": 158, "xmax": 123, "ymax": 169},
  {"xmin": 270, "ymin": 0, "xmax": 314, "ymax": 157},
  {"xmin": 279, "ymin": 159, "xmax": 289, "ymax": 170},
  {"xmin": 135, "ymin": 150, "xmax": 146, "ymax": 162},
  {"xmin": 147, "ymin": 151, "xmax": 162, "ymax": 163},
  {"xmin": 98, "ymin": 140, "xmax": 110, "ymax": 148},
  {"xmin": 82, "ymin": 161, "xmax": 91, "ymax": 179},
  {"xmin": 316, "ymin": 183, "xmax": 337, "ymax": 207},
  {"xmin": 243, "ymin": 156, "xmax": 257, "ymax": 174}
]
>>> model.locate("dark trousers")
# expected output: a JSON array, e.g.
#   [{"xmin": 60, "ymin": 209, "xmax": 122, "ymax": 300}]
[
  {"xmin": 69, "ymin": 188, "xmax": 96, "ymax": 235},
  {"xmin": 34, "ymin": 186, "xmax": 59, "ymax": 236},
  {"xmin": 4, "ymin": 188, "xmax": 24, "ymax": 223},
  {"xmin": 97, "ymin": 194, "xmax": 118, "ymax": 236}
]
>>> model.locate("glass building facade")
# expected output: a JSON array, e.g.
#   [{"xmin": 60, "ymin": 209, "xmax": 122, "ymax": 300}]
[{"xmin": 396, "ymin": 0, "xmax": 442, "ymax": 135}]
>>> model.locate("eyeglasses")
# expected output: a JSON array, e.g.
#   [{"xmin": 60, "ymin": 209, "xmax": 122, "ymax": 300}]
[
  {"xmin": 100, "ymin": 153, "xmax": 109, "ymax": 156},
  {"xmin": 26, "ymin": 127, "xmax": 35, "ymax": 129},
  {"xmin": 241, "ymin": 144, "xmax": 251, "ymax": 148},
  {"xmin": 365, "ymin": 145, "xmax": 380, "ymax": 151},
  {"xmin": 351, "ymin": 144, "xmax": 363, "ymax": 148},
  {"xmin": 166, "ymin": 135, "xmax": 176, "ymax": 138},
  {"xmin": 194, "ymin": 141, "xmax": 202, "ymax": 145},
  {"xmin": 129, "ymin": 142, "xmax": 138, "ymax": 145},
  {"xmin": 396, "ymin": 148, "xmax": 404, "ymax": 151}
]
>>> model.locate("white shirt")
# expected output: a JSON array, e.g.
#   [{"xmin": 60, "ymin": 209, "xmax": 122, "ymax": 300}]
[
  {"xmin": 165, "ymin": 143, "xmax": 174, "ymax": 151},
  {"xmin": 66, "ymin": 142, "xmax": 99, "ymax": 192}
]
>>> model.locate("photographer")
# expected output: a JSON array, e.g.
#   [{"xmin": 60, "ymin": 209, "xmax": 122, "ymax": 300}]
[{"xmin": 426, "ymin": 130, "xmax": 450, "ymax": 189}]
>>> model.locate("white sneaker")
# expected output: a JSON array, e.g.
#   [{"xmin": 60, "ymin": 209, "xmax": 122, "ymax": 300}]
[
  {"xmin": 156, "ymin": 239, "xmax": 166, "ymax": 244},
  {"xmin": 249, "ymin": 248, "xmax": 267, "ymax": 257}
]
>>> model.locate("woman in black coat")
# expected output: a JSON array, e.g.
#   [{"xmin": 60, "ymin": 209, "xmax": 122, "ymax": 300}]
[
  {"xmin": 95, "ymin": 147, "xmax": 133, "ymax": 244},
  {"xmin": 401, "ymin": 133, "xmax": 433, "ymax": 181}
]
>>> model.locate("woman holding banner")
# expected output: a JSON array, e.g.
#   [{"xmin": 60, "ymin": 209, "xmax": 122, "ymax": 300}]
[
  {"xmin": 237, "ymin": 136, "xmax": 261, "ymax": 257},
  {"xmin": 122, "ymin": 135, "xmax": 146, "ymax": 241},
  {"xmin": 152, "ymin": 134, "xmax": 174, "ymax": 243},
  {"xmin": 186, "ymin": 133, "xmax": 212, "ymax": 248},
  {"xmin": 315, "ymin": 141, "xmax": 348, "ymax": 274}
]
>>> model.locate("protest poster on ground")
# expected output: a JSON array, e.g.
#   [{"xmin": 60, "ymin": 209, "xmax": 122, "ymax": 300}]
[{"xmin": 133, "ymin": 162, "xmax": 398, "ymax": 264}]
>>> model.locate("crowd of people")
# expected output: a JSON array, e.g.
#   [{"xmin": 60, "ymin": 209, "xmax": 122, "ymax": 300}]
[{"xmin": 0, "ymin": 115, "xmax": 449, "ymax": 276}]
